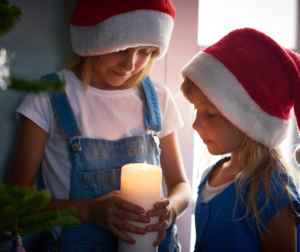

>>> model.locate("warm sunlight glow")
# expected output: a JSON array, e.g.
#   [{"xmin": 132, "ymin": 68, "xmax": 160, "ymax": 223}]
[{"xmin": 198, "ymin": 0, "xmax": 297, "ymax": 49}]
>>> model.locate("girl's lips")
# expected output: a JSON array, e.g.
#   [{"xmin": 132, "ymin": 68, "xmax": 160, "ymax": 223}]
[
  {"xmin": 203, "ymin": 139, "xmax": 212, "ymax": 144},
  {"xmin": 112, "ymin": 70, "xmax": 127, "ymax": 77}
]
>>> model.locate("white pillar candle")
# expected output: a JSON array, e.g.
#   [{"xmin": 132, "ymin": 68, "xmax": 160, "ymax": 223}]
[{"xmin": 118, "ymin": 162, "xmax": 162, "ymax": 252}]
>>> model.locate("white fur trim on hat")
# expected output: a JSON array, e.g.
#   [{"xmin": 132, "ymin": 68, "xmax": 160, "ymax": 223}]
[
  {"xmin": 70, "ymin": 10, "xmax": 174, "ymax": 59},
  {"xmin": 181, "ymin": 52, "xmax": 290, "ymax": 147}
]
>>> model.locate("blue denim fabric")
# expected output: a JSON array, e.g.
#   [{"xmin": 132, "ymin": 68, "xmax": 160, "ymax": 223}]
[
  {"xmin": 42, "ymin": 74, "xmax": 179, "ymax": 252},
  {"xmin": 41, "ymin": 74, "xmax": 82, "ymax": 139},
  {"xmin": 140, "ymin": 76, "xmax": 162, "ymax": 132}
]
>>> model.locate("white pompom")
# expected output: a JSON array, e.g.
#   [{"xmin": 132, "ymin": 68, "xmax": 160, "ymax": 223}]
[{"xmin": 294, "ymin": 145, "xmax": 300, "ymax": 165}]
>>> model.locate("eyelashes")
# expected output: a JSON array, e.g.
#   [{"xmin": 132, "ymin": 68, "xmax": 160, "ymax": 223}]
[
  {"xmin": 139, "ymin": 51, "xmax": 151, "ymax": 56},
  {"xmin": 138, "ymin": 49, "xmax": 154, "ymax": 56},
  {"xmin": 207, "ymin": 112, "xmax": 216, "ymax": 117},
  {"xmin": 194, "ymin": 107, "xmax": 217, "ymax": 117}
]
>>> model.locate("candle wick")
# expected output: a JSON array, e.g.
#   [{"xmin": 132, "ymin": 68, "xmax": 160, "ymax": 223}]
[{"xmin": 142, "ymin": 161, "xmax": 147, "ymax": 170}]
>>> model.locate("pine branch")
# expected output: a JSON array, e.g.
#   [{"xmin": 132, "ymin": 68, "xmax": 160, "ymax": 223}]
[
  {"xmin": 0, "ymin": 186, "xmax": 50, "ymax": 221},
  {"xmin": 0, "ymin": 181, "xmax": 80, "ymax": 244},
  {"xmin": 0, "ymin": 209, "xmax": 80, "ymax": 243},
  {"xmin": 19, "ymin": 208, "xmax": 80, "ymax": 235},
  {"xmin": 0, "ymin": 0, "xmax": 22, "ymax": 37},
  {"xmin": 9, "ymin": 77, "xmax": 65, "ymax": 93}
]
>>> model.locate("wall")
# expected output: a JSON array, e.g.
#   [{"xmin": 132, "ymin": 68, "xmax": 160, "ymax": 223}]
[
  {"xmin": 292, "ymin": 0, "xmax": 300, "ymax": 159},
  {"xmin": 0, "ymin": 1, "xmax": 75, "ymax": 251},
  {"xmin": 150, "ymin": 1, "xmax": 198, "ymax": 252}
]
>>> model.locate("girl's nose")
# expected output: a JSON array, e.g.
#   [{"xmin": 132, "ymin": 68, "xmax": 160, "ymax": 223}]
[
  {"xmin": 121, "ymin": 52, "xmax": 135, "ymax": 71},
  {"xmin": 193, "ymin": 116, "xmax": 205, "ymax": 131}
]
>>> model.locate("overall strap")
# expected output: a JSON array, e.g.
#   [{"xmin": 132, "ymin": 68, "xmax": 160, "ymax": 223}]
[
  {"xmin": 140, "ymin": 76, "xmax": 162, "ymax": 132},
  {"xmin": 41, "ymin": 73, "xmax": 82, "ymax": 139}
]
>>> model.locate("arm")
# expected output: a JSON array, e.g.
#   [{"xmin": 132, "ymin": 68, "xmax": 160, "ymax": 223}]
[
  {"xmin": 259, "ymin": 203, "xmax": 296, "ymax": 252},
  {"xmin": 146, "ymin": 131, "xmax": 191, "ymax": 246},
  {"xmin": 7, "ymin": 116, "xmax": 150, "ymax": 244},
  {"xmin": 7, "ymin": 116, "xmax": 49, "ymax": 186}
]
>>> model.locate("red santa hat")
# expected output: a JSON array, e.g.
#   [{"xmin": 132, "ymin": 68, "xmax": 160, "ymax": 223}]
[
  {"xmin": 181, "ymin": 28, "xmax": 300, "ymax": 164},
  {"xmin": 69, "ymin": 0, "xmax": 175, "ymax": 59}
]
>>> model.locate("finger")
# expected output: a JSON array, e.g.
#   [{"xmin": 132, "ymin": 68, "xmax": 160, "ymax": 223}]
[
  {"xmin": 116, "ymin": 209, "xmax": 151, "ymax": 223},
  {"xmin": 97, "ymin": 190, "xmax": 120, "ymax": 201},
  {"xmin": 154, "ymin": 199, "xmax": 170, "ymax": 209},
  {"xmin": 110, "ymin": 225, "xmax": 136, "ymax": 244},
  {"xmin": 114, "ymin": 197, "xmax": 145, "ymax": 214},
  {"xmin": 153, "ymin": 229, "xmax": 166, "ymax": 247},
  {"xmin": 145, "ymin": 217, "xmax": 169, "ymax": 232},
  {"xmin": 109, "ymin": 190, "xmax": 121, "ymax": 197},
  {"xmin": 113, "ymin": 219, "xmax": 147, "ymax": 235},
  {"xmin": 147, "ymin": 206, "xmax": 169, "ymax": 217}
]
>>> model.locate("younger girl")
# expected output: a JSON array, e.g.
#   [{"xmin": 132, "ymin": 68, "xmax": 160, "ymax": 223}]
[
  {"xmin": 7, "ymin": 1, "xmax": 191, "ymax": 251},
  {"xmin": 181, "ymin": 28, "xmax": 300, "ymax": 252}
]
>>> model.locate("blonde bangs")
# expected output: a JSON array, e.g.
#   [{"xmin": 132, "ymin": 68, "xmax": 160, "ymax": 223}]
[
  {"xmin": 181, "ymin": 77, "xmax": 196, "ymax": 103},
  {"xmin": 65, "ymin": 47, "xmax": 158, "ymax": 90}
]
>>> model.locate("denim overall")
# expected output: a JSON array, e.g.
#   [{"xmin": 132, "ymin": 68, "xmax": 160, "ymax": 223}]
[{"xmin": 41, "ymin": 74, "xmax": 180, "ymax": 252}]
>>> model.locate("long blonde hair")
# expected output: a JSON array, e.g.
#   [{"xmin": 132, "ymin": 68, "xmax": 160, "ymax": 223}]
[
  {"xmin": 181, "ymin": 77, "xmax": 300, "ymax": 235},
  {"xmin": 235, "ymin": 134, "xmax": 299, "ymax": 234},
  {"xmin": 65, "ymin": 47, "xmax": 158, "ymax": 89}
]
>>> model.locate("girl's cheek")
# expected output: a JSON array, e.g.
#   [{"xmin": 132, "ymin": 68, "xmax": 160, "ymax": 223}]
[
  {"xmin": 201, "ymin": 114, "xmax": 215, "ymax": 125},
  {"xmin": 137, "ymin": 57, "xmax": 150, "ymax": 69}
]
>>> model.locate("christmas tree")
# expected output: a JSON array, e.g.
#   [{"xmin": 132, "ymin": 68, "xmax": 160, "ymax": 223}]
[
  {"xmin": 0, "ymin": 181, "xmax": 80, "ymax": 244},
  {"xmin": 0, "ymin": 0, "xmax": 80, "ymax": 250}
]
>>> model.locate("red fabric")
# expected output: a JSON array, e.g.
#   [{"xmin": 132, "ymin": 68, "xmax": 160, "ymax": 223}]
[
  {"xmin": 70, "ymin": 0, "xmax": 175, "ymax": 26},
  {"xmin": 286, "ymin": 49, "xmax": 300, "ymax": 136},
  {"xmin": 204, "ymin": 28, "xmax": 300, "ymax": 121}
]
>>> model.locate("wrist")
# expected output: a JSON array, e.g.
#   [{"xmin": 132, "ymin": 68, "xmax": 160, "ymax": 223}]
[
  {"xmin": 169, "ymin": 202, "xmax": 178, "ymax": 224},
  {"xmin": 78, "ymin": 199, "xmax": 93, "ymax": 224}
]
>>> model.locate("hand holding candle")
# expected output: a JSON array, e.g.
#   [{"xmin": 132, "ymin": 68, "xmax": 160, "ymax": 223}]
[
  {"xmin": 87, "ymin": 190, "xmax": 150, "ymax": 244},
  {"xmin": 118, "ymin": 162, "xmax": 162, "ymax": 252},
  {"xmin": 146, "ymin": 197, "xmax": 172, "ymax": 247}
]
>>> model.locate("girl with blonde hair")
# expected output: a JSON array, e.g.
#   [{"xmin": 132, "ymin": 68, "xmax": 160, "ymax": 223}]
[
  {"xmin": 181, "ymin": 27, "xmax": 300, "ymax": 252},
  {"xmin": 7, "ymin": 1, "xmax": 191, "ymax": 251}
]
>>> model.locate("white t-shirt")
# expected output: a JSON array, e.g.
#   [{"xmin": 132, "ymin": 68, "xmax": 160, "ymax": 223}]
[
  {"xmin": 16, "ymin": 69, "xmax": 183, "ymax": 200},
  {"xmin": 200, "ymin": 179, "xmax": 234, "ymax": 203}
]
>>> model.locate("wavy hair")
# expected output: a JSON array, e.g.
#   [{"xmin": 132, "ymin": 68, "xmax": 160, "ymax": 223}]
[{"xmin": 181, "ymin": 77, "xmax": 300, "ymax": 235}]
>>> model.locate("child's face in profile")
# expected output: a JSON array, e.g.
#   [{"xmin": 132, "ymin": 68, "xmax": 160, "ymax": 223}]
[{"xmin": 191, "ymin": 85, "xmax": 243, "ymax": 156}]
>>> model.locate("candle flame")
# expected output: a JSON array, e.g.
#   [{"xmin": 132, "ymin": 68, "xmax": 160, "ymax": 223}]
[{"xmin": 142, "ymin": 161, "xmax": 147, "ymax": 170}]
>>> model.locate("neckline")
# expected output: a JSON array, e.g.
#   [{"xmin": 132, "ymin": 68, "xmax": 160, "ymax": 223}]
[
  {"xmin": 205, "ymin": 179, "xmax": 234, "ymax": 192},
  {"xmin": 199, "ymin": 156, "xmax": 235, "ymax": 204}
]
